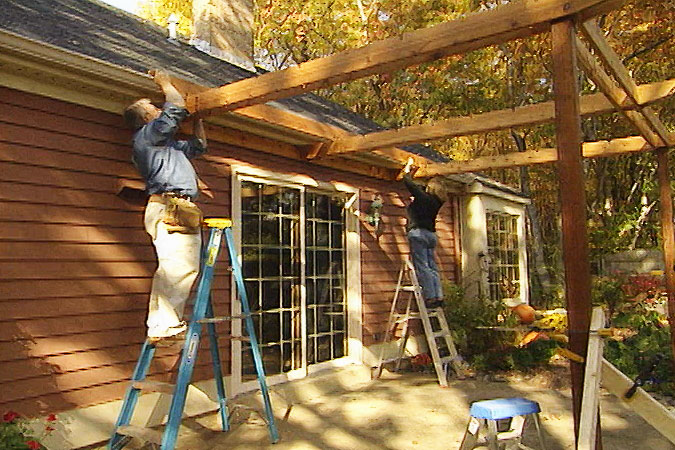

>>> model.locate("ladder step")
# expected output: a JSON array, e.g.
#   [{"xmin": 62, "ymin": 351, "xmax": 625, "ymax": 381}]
[
  {"xmin": 401, "ymin": 286, "xmax": 418, "ymax": 292},
  {"xmin": 116, "ymin": 425, "xmax": 163, "ymax": 445},
  {"xmin": 432, "ymin": 330, "xmax": 450, "ymax": 338},
  {"xmin": 198, "ymin": 313, "xmax": 257, "ymax": 323},
  {"xmin": 131, "ymin": 380, "xmax": 176, "ymax": 395},
  {"xmin": 393, "ymin": 313, "xmax": 421, "ymax": 321},
  {"xmin": 230, "ymin": 335, "xmax": 251, "ymax": 342}
]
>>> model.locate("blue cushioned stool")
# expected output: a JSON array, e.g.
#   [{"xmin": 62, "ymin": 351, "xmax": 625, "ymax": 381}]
[{"xmin": 459, "ymin": 398, "xmax": 546, "ymax": 450}]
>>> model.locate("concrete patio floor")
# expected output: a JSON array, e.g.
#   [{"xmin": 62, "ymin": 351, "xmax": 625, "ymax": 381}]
[{"xmin": 107, "ymin": 365, "xmax": 674, "ymax": 449}]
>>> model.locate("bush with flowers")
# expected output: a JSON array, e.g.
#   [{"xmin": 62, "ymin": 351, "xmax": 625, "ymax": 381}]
[{"xmin": 0, "ymin": 411, "xmax": 57, "ymax": 450}]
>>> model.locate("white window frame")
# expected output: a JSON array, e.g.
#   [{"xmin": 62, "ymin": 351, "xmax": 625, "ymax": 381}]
[{"xmin": 230, "ymin": 165, "xmax": 362, "ymax": 396}]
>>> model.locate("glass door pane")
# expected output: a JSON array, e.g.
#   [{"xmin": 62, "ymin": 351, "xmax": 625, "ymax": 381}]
[
  {"xmin": 305, "ymin": 192, "xmax": 347, "ymax": 365},
  {"xmin": 241, "ymin": 181, "xmax": 302, "ymax": 379}
]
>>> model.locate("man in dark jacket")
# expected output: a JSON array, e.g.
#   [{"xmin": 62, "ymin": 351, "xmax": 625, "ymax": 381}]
[
  {"xmin": 402, "ymin": 160, "xmax": 448, "ymax": 309},
  {"xmin": 123, "ymin": 69, "xmax": 208, "ymax": 341}
]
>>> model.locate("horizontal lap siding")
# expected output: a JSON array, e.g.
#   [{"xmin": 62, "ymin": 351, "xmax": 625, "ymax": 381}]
[
  {"xmin": 0, "ymin": 87, "xmax": 232, "ymax": 416},
  {"xmin": 0, "ymin": 86, "xmax": 460, "ymax": 415}
]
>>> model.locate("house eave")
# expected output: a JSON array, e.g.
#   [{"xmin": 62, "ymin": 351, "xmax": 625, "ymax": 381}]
[{"xmin": 0, "ymin": 28, "xmax": 414, "ymax": 176}]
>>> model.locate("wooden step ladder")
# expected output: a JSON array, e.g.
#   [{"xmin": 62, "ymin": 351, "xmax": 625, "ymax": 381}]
[
  {"xmin": 108, "ymin": 218, "xmax": 279, "ymax": 450},
  {"xmin": 374, "ymin": 258, "xmax": 466, "ymax": 387}
]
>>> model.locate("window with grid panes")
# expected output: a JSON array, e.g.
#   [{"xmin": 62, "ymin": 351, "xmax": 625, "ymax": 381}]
[
  {"xmin": 305, "ymin": 192, "xmax": 347, "ymax": 365},
  {"xmin": 486, "ymin": 211, "xmax": 520, "ymax": 302},
  {"xmin": 239, "ymin": 181, "xmax": 347, "ymax": 379},
  {"xmin": 240, "ymin": 182, "xmax": 302, "ymax": 379}
]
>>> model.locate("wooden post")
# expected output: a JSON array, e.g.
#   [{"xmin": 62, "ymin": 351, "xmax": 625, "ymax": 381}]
[
  {"xmin": 551, "ymin": 19, "xmax": 597, "ymax": 448},
  {"xmin": 656, "ymin": 148, "xmax": 675, "ymax": 373}
]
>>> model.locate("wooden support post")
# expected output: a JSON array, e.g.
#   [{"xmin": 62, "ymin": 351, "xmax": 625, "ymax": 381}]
[
  {"xmin": 551, "ymin": 19, "xmax": 597, "ymax": 448},
  {"xmin": 656, "ymin": 148, "xmax": 675, "ymax": 374}
]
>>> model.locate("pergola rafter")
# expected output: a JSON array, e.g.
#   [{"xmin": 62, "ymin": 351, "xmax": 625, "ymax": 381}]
[
  {"xmin": 178, "ymin": 1, "xmax": 674, "ymax": 448},
  {"xmin": 324, "ymin": 78, "xmax": 675, "ymax": 157},
  {"xmin": 415, "ymin": 135, "xmax": 659, "ymax": 176},
  {"xmin": 186, "ymin": 0, "xmax": 622, "ymax": 114},
  {"xmin": 580, "ymin": 21, "xmax": 674, "ymax": 146}
]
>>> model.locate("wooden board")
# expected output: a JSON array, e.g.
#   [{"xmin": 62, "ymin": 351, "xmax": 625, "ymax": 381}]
[
  {"xmin": 415, "ymin": 135, "xmax": 655, "ymax": 176},
  {"xmin": 190, "ymin": 0, "xmax": 622, "ymax": 113},
  {"xmin": 574, "ymin": 35, "xmax": 664, "ymax": 148},
  {"xmin": 578, "ymin": 307, "xmax": 606, "ymax": 449},
  {"xmin": 580, "ymin": 21, "xmax": 673, "ymax": 146},
  {"xmin": 327, "ymin": 78, "xmax": 675, "ymax": 155},
  {"xmin": 601, "ymin": 359, "xmax": 675, "ymax": 444}
]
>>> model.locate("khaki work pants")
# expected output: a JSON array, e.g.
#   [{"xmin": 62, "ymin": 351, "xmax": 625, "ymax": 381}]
[{"xmin": 144, "ymin": 198, "xmax": 201, "ymax": 338}]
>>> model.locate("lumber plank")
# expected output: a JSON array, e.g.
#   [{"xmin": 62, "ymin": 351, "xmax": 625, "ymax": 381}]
[
  {"xmin": 169, "ymin": 75, "xmax": 430, "ymax": 168},
  {"xmin": 575, "ymin": 36, "xmax": 664, "ymax": 147},
  {"xmin": 327, "ymin": 76, "xmax": 675, "ymax": 155},
  {"xmin": 601, "ymin": 359, "xmax": 675, "ymax": 444},
  {"xmin": 578, "ymin": 307, "xmax": 606, "ymax": 450},
  {"xmin": 580, "ymin": 21, "xmax": 673, "ymax": 146},
  {"xmin": 189, "ymin": 0, "xmax": 622, "ymax": 113},
  {"xmin": 415, "ymin": 135, "xmax": 656, "ymax": 176}
]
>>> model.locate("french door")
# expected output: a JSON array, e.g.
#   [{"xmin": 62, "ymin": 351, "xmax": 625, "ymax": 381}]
[{"xmin": 238, "ymin": 179, "xmax": 347, "ymax": 380}]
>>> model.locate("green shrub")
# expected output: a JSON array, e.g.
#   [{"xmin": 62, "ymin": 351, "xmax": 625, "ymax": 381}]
[
  {"xmin": 605, "ymin": 305, "xmax": 673, "ymax": 396},
  {"xmin": 441, "ymin": 280, "xmax": 559, "ymax": 373},
  {"xmin": 591, "ymin": 275, "xmax": 626, "ymax": 317}
]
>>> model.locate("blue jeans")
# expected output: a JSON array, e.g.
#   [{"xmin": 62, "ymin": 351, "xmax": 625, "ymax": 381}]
[{"xmin": 407, "ymin": 228, "xmax": 443, "ymax": 300}]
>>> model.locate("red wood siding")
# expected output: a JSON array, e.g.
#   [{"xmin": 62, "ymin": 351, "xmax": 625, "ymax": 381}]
[
  {"xmin": 0, "ymin": 87, "xmax": 232, "ymax": 416},
  {"xmin": 0, "ymin": 86, "xmax": 459, "ymax": 415}
]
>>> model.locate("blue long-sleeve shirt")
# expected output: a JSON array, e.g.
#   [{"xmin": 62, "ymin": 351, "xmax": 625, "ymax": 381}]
[{"xmin": 131, "ymin": 103, "xmax": 206, "ymax": 199}]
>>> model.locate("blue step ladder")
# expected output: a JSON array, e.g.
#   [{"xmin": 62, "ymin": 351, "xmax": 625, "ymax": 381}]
[{"xmin": 108, "ymin": 218, "xmax": 279, "ymax": 450}]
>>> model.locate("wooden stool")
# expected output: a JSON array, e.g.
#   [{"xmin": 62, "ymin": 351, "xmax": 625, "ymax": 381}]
[{"xmin": 459, "ymin": 397, "xmax": 546, "ymax": 450}]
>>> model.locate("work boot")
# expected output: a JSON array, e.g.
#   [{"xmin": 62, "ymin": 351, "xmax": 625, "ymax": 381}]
[{"xmin": 425, "ymin": 298, "xmax": 444, "ymax": 309}]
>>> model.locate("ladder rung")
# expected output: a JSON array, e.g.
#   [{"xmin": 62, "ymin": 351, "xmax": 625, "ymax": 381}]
[
  {"xmin": 230, "ymin": 336, "xmax": 251, "ymax": 342},
  {"xmin": 116, "ymin": 425, "xmax": 163, "ymax": 445},
  {"xmin": 432, "ymin": 331, "xmax": 450, "ymax": 338},
  {"xmin": 198, "ymin": 313, "xmax": 258, "ymax": 323},
  {"xmin": 393, "ymin": 312, "xmax": 420, "ymax": 319},
  {"xmin": 131, "ymin": 380, "xmax": 176, "ymax": 395},
  {"xmin": 401, "ymin": 286, "xmax": 418, "ymax": 292}
]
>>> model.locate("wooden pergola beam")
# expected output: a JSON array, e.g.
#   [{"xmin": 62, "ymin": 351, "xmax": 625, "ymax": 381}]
[
  {"xmin": 169, "ymin": 75, "xmax": 430, "ymax": 170},
  {"xmin": 325, "ymin": 78, "xmax": 675, "ymax": 156},
  {"xmin": 575, "ymin": 35, "xmax": 665, "ymax": 147},
  {"xmin": 187, "ymin": 0, "xmax": 623, "ymax": 114},
  {"xmin": 580, "ymin": 21, "xmax": 674, "ymax": 146},
  {"xmin": 415, "ymin": 135, "xmax": 657, "ymax": 176}
]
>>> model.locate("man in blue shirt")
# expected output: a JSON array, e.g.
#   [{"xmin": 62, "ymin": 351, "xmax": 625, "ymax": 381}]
[{"xmin": 123, "ymin": 69, "xmax": 208, "ymax": 342}]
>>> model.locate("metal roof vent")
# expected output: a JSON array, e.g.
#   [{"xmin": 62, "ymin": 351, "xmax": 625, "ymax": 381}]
[{"xmin": 167, "ymin": 13, "xmax": 178, "ymax": 40}]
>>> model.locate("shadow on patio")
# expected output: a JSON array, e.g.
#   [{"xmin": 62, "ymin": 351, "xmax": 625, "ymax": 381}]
[{"xmin": 120, "ymin": 365, "xmax": 674, "ymax": 450}]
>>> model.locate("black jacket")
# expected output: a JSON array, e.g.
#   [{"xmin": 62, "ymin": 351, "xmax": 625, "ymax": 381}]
[{"xmin": 403, "ymin": 174, "xmax": 443, "ymax": 232}]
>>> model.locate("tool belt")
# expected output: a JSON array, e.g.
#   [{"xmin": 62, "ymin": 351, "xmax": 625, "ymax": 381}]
[{"xmin": 150, "ymin": 193, "xmax": 202, "ymax": 234}]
